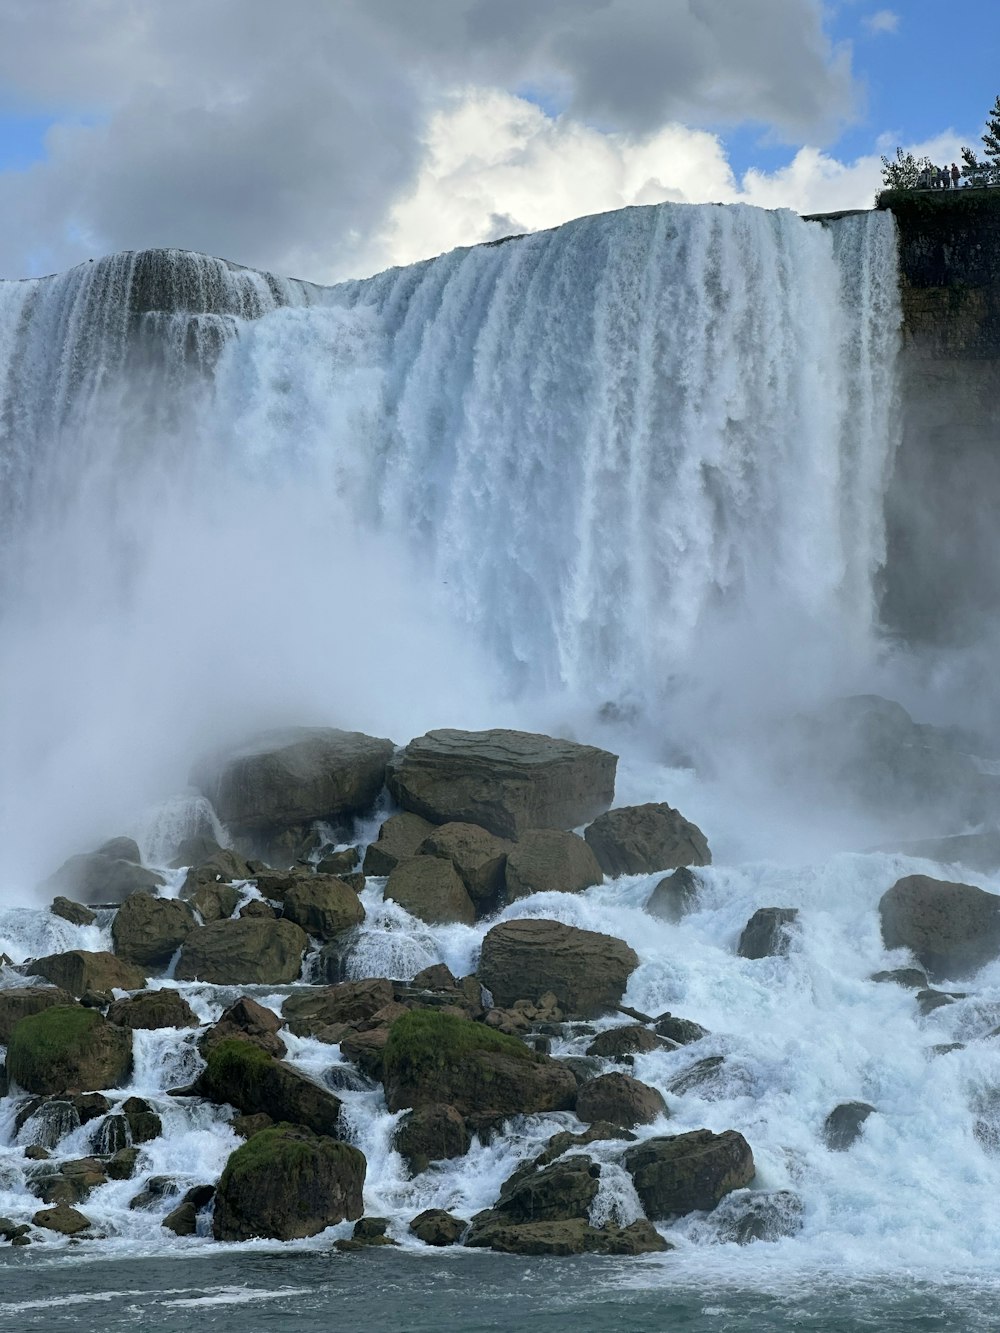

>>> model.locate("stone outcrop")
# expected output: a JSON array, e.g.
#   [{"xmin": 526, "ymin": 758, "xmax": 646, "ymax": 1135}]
[
  {"xmin": 737, "ymin": 908, "xmax": 799, "ymax": 960},
  {"xmin": 478, "ymin": 918, "xmax": 638, "ymax": 1018},
  {"xmin": 174, "ymin": 917, "xmax": 308, "ymax": 984},
  {"xmin": 416, "ymin": 822, "xmax": 512, "ymax": 914},
  {"xmin": 504, "ymin": 829, "xmax": 603, "ymax": 901},
  {"xmin": 200, "ymin": 997, "xmax": 286, "ymax": 1058},
  {"xmin": 212, "ymin": 1124, "xmax": 365, "ymax": 1241},
  {"xmin": 387, "ymin": 728, "xmax": 617, "ymax": 839},
  {"xmin": 7, "ymin": 1006, "xmax": 132, "ymax": 1094},
  {"xmin": 283, "ymin": 979, "xmax": 394, "ymax": 1039},
  {"xmin": 575, "ymin": 1072, "xmax": 667, "ymax": 1127},
  {"xmin": 879, "ymin": 874, "xmax": 1000, "ymax": 978},
  {"xmin": 584, "ymin": 803, "xmax": 710, "ymax": 877},
  {"xmin": 111, "ymin": 893, "xmax": 196, "ymax": 968},
  {"xmin": 30, "ymin": 950, "xmax": 146, "ymax": 996},
  {"xmin": 193, "ymin": 727, "xmax": 394, "ymax": 856},
  {"xmin": 41, "ymin": 838, "xmax": 165, "ymax": 906},
  {"xmin": 384, "ymin": 857, "xmax": 476, "ymax": 926},
  {"xmin": 280, "ymin": 875, "xmax": 365, "ymax": 940},
  {"xmin": 623, "ymin": 1129, "xmax": 755, "ymax": 1217}
]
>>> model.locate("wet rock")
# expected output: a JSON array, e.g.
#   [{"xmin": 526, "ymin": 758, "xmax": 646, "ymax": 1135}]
[
  {"xmin": 575, "ymin": 1072, "xmax": 668, "ymax": 1127},
  {"xmin": 416, "ymin": 822, "xmax": 513, "ymax": 915},
  {"xmin": 823, "ymin": 1101, "xmax": 876, "ymax": 1151},
  {"xmin": 0, "ymin": 1217, "xmax": 31, "ymax": 1241},
  {"xmin": 193, "ymin": 727, "xmax": 394, "ymax": 859},
  {"xmin": 231, "ymin": 1111, "xmax": 273, "ymax": 1138},
  {"xmin": 29, "ymin": 951, "xmax": 146, "ymax": 997},
  {"xmin": 129, "ymin": 1175, "xmax": 179, "ymax": 1210},
  {"xmin": 105, "ymin": 1147, "xmax": 140, "ymax": 1180},
  {"xmin": 201, "ymin": 996, "xmax": 286, "ymax": 1058},
  {"xmin": 162, "ymin": 1201, "xmax": 199, "ymax": 1236},
  {"xmin": 916, "ymin": 987, "xmax": 966, "ymax": 1015},
  {"xmin": 556, "ymin": 1056, "xmax": 604, "ymax": 1085},
  {"xmin": 111, "ymin": 893, "xmax": 196, "ymax": 969},
  {"xmin": 196, "ymin": 1039, "xmax": 344, "ymax": 1137},
  {"xmin": 478, "ymin": 918, "xmax": 638, "ymax": 1018},
  {"xmin": 363, "ymin": 812, "xmax": 437, "ymax": 876},
  {"xmin": 50, "ymin": 897, "xmax": 97, "ymax": 927},
  {"xmin": 283, "ymin": 979, "xmax": 394, "ymax": 1039},
  {"xmin": 466, "ymin": 1217, "xmax": 668, "ymax": 1256},
  {"xmin": 29, "ymin": 1157, "xmax": 107, "ymax": 1206},
  {"xmin": 737, "ymin": 908, "xmax": 799, "ymax": 960},
  {"xmin": 624, "ymin": 1129, "xmax": 755, "ymax": 1217},
  {"xmin": 212, "ymin": 1124, "xmax": 365, "ymax": 1241},
  {"xmin": 121, "ymin": 1095, "xmax": 162, "ymax": 1144},
  {"xmin": 335, "ymin": 1216, "xmax": 399, "ymax": 1250},
  {"xmin": 879, "ymin": 874, "xmax": 1000, "ymax": 979},
  {"xmin": 382, "ymin": 1010, "xmax": 577, "ymax": 1117},
  {"xmin": 394, "ymin": 1103, "xmax": 471, "ymax": 1174},
  {"xmin": 666, "ymin": 1055, "xmax": 728, "ymax": 1097},
  {"xmin": 106, "ymin": 989, "xmax": 199, "ymax": 1031},
  {"xmin": 8, "ymin": 1006, "xmax": 132, "ymax": 1094},
  {"xmin": 388, "ymin": 728, "xmax": 618, "ymax": 840},
  {"xmin": 645, "ymin": 867, "xmax": 701, "ymax": 923},
  {"xmin": 180, "ymin": 879, "xmax": 241, "ymax": 923},
  {"xmin": 171, "ymin": 835, "xmax": 247, "ymax": 873},
  {"xmin": 72, "ymin": 1092, "xmax": 112, "ymax": 1124},
  {"xmin": 175, "ymin": 917, "xmax": 308, "ymax": 985},
  {"xmin": 704, "ymin": 1189, "xmax": 805, "ymax": 1244},
  {"xmin": 0, "ymin": 987, "xmax": 76, "ymax": 1043},
  {"xmin": 41, "ymin": 841, "xmax": 165, "ymax": 907},
  {"xmin": 23, "ymin": 1145, "xmax": 50, "ymax": 1161},
  {"xmin": 32, "ymin": 1202, "xmax": 91, "ymax": 1235},
  {"xmin": 239, "ymin": 899, "xmax": 275, "ymax": 919},
  {"xmin": 534, "ymin": 1123, "xmax": 637, "ymax": 1167},
  {"xmin": 870, "ymin": 967, "xmax": 929, "ymax": 989},
  {"xmin": 315, "ymin": 847, "xmax": 359, "ymax": 877},
  {"xmin": 493, "ymin": 1154, "xmax": 601, "ymax": 1222},
  {"xmin": 384, "ymin": 857, "xmax": 476, "ymax": 926},
  {"xmin": 586, "ymin": 1024, "xmax": 672, "ymax": 1060},
  {"xmin": 340, "ymin": 1027, "xmax": 392, "ymax": 1081},
  {"xmin": 503, "ymin": 829, "xmax": 603, "ymax": 902},
  {"xmin": 653, "ymin": 1012, "xmax": 709, "ymax": 1045},
  {"xmin": 91, "ymin": 1114, "xmax": 129, "ymax": 1155},
  {"xmin": 584, "ymin": 803, "xmax": 710, "ymax": 877},
  {"xmin": 409, "ymin": 1208, "xmax": 466, "ymax": 1246},
  {"xmin": 280, "ymin": 875, "xmax": 365, "ymax": 941},
  {"xmin": 18, "ymin": 1100, "xmax": 81, "ymax": 1150}
]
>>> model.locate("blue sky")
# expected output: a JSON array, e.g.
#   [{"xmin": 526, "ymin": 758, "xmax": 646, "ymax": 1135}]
[{"xmin": 0, "ymin": 1, "xmax": 995, "ymax": 282}]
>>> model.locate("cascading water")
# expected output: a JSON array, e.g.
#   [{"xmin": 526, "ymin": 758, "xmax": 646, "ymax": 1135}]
[{"xmin": 6, "ymin": 201, "xmax": 997, "ymax": 1324}]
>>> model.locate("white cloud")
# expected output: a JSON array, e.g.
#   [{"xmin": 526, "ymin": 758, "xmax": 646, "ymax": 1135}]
[{"xmin": 862, "ymin": 9, "xmax": 900, "ymax": 35}]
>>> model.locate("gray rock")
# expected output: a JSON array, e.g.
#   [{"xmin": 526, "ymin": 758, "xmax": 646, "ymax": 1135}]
[
  {"xmin": 645, "ymin": 867, "xmax": 701, "ymax": 922},
  {"xmin": 623, "ymin": 1129, "xmax": 755, "ymax": 1217},
  {"xmin": 174, "ymin": 917, "xmax": 308, "ymax": 984},
  {"xmin": 50, "ymin": 897, "xmax": 97, "ymax": 927},
  {"xmin": 417, "ymin": 822, "xmax": 513, "ymax": 914},
  {"xmin": 879, "ymin": 874, "xmax": 1000, "ymax": 979},
  {"xmin": 822, "ymin": 1101, "xmax": 876, "ymax": 1151},
  {"xmin": 585, "ymin": 803, "xmax": 711, "ymax": 877},
  {"xmin": 478, "ymin": 918, "xmax": 638, "ymax": 1018},
  {"xmin": 409, "ymin": 1208, "xmax": 466, "ymax": 1246},
  {"xmin": 363, "ymin": 812, "xmax": 437, "ymax": 876},
  {"xmin": 504, "ymin": 829, "xmax": 603, "ymax": 902},
  {"xmin": 738, "ymin": 908, "xmax": 799, "ymax": 959},
  {"xmin": 385, "ymin": 857, "xmax": 476, "ymax": 926},
  {"xmin": 41, "ymin": 847, "xmax": 165, "ymax": 906},
  {"xmin": 111, "ymin": 893, "xmax": 196, "ymax": 968},
  {"xmin": 575, "ymin": 1072, "xmax": 667, "ymax": 1127}
]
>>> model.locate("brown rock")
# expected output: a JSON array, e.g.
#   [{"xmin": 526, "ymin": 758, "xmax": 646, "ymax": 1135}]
[
  {"xmin": 283, "ymin": 980, "xmax": 394, "ymax": 1037},
  {"xmin": 417, "ymin": 822, "xmax": 513, "ymax": 913},
  {"xmin": 623, "ymin": 1129, "xmax": 755, "ymax": 1217},
  {"xmin": 465, "ymin": 1216, "xmax": 668, "ymax": 1256},
  {"xmin": 8, "ymin": 1006, "xmax": 132, "ymax": 1094},
  {"xmin": 50, "ymin": 897, "xmax": 96, "ymax": 927},
  {"xmin": 30, "ymin": 951, "xmax": 146, "ymax": 997},
  {"xmin": 32, "ymin": 1202, "xmax": 91, "ymax": 1235},
  {"xmin": 281, "ymin": 875, "xmax": 365, "ymax": 940},
  {"xmin": 575, "ymin": 1072, "xmax": 668, "ymax": 1127},
  {"xmin": 106, "ymin": 990, "xmax": 199, "ymax": 1030},
  {"xmin": 394, "ymin": 1103, "xmax": 471, "ymax": 1174},
  {"xmin": 478, "ymin": 918, "xmax": 638, "ymax": 1018},
  {"xmin": 504, "ymin": 829, "xmax": 603, "ymax": 901},
  {"xmin": 585, "ymin": 803, "xmax": 710, "ymax": 877},
  {"xmin": 363, "ymin": 812, "xmax": 437, "ymax": 876},
  {"xmin": 201, "ymin": 997, "xmax": 285, "ymax": 1058},
  {"xmin": 879, "ymin": 874, "xmax": 1000, "ymax": 979},
  {"xmin": 586, "ymin": 1025, "xmax": 671, "ymax": 1059},
  {"xmin": 174, "ymin": 918, "xmax": 308, "ymax": 985},
  {"xmin": 409, "ymin": 1208, "xmax": 466, "ymax": 1246},
  {"xmin": 385, "ymin": 857, "xmax": 476, "ymax": 926},
  {"xmin": 181, "ymin": 880, "xmax": 240, "ymax": 923},
  {"xmin": 111, "ymin": 893, "xmax": 196, "ymax": 968},
  {"xmin": 0, "ymin": 987, "xmax": 76, "ymax": 1043}
]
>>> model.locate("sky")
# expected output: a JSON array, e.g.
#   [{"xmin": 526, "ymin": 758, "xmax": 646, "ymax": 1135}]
[{"xmin": 0, "ymin": 0, "xmax": 997, "ymax": 284}]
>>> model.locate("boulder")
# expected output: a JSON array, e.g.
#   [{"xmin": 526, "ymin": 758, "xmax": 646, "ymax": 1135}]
[
  {"xmin": 702, "ymin": 1189, "xmax": 804, "ymax": 1244},
  {"xmin": 41, "ymin": 842, "xmax": 165, "ymax": 906},
  {"xmin": 822, "ymin": 1101, "xmax": 876, "ymax": 1151},
  {"xmin": 575, "ymin": 1072, "xmax": 667, "ymax": 1127},
  {"xmin": 283, "ymin": 980, "xmax": 394, "ymax": 1038},
  {"xmin": 171, "ymin": 834, "xmax": 247, "ymax": 873},
  {"xmin": 18, "ymin": 1099, "xmax": 82, "ymax": 1150},
  {"xmin": 870, "ymin": 967, "xmax": 928, "ymax": 989},
  {"xmin": 363, "ymin": 812, "xmax": 437, "ymax": 876},
  {"xmin": 387, "ymin": 728, "xmax": 618, "ymax": 839},
  {"xmin": 666, "ymin": 1055, "xmax": 732, "ymax": 1098},
  {"xmin": 0, "ymin": 987, "xmax": 76, "ymax": 1043},
  {"xmin": 162, "ymin": 1201, "xmax": 199, "ymax": 1236},
  {"xmin": 584, "ymin": 803, "xmax": 710, "ymax": 877},
  {"xmin": 384, "ymin": 857, "xmax": 476, "ymax": 926},
  {"xmin": 50, "ymin": 897, "xmax": 96, "ymax": 927},
  {"xmin": 31, "ymin": 1202, "xmax": 91, "ymax": 1235},
  {"xmin": 586, "ymin": 1025, "xmax": 671, "ymax": 1060},
  {"xmin": 8, "ymin": 1007, "xmax": 132, "ymax": 1094},
  {"xmin": 416, "ymin": 822, "xmax": 513, "ymax": 913},
  {"xmin": 340, "ymin": 1027, "xmax": 392, "ymax": 1081},
  {"xmin": 196, "ymin": 1039, "xmax": 344, "ymax": 1137},
  {"xmin": 624, "ymin": 1130, "xmax": 755, "ymax": 1217},
  {"xmin": 212, "ymin": 1124, "xmax": 365, "ymax": 1241},
  {"xmin": 29, "ymin": 950, "xmax": 146, "ymax": 997},
  {"xmin": 334, "ymin": 1216, "xmax": 398, "ymax": 1250},
  {"xmin": 201, "ymin": 997, "xmax": 285, "ymax": 1058},
  {"xmin": 27, "ymin": 1155, "xmax": 107, "ymax": 1206},
  {"xmin": 394, "ymin": 1103, "xmax": 471, "ymax": 1174},
  {"xmin": 645, "ymin": 867, "xmax": 701, "ymax": 923},
  {"xmin": 478, "ymin": 918, "xmax": 638, "ymax": 1018},
  {"xmin": 409, "ymin": 1208, "xmax": 466, "ymax": 1246},
  {"xmin": 315, "ymin": 847, "xmax": 359, "ymax": 877},
  {"xmin": 382, "ymin": 1010, "xmax": 577, "ymax": 1117},
  {"xmin": 878, "ymin": 875, "xmax": 1000, "ymax": 979},
  {"xmin": 281, "ymin": 875, "xmax": 365, "ymax": 940},
  {"xmin": 106, "ymin": 990, "xmax": 199, "ymax": 1030},
  {"xmin": 181, "ymin": 880, "xmax": 241, "ymax": 923},
  {"xmin": 737, "ymin": 908, "xmax": 799, "ymax": 960},
  {"xmin": 465, "ymin": 1216, "xmax": 668, "ymax": 1256},
  {"xmin": 653, "ymin": 1013, "xmax": 709, "ymax": 1045},
  {"xmin": 111, "ymin": 893, "xmax": 196, "ymax": 968},
  {"xmin": 492, "ymin": 1154, "xmax": 601, "ymax": 1222},
  {"xmin": 504, "ymin": 829, "xmax": 603, "ymax": 902},
  {"xmin": 174, "ymin": 918, "xmax": 308, "ymax": 985},
  {"xmin": 193, "ymin": 727, "xmax": 394, "ymax": 852}
]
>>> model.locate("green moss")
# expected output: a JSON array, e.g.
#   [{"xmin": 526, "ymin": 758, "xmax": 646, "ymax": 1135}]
[
  {"xmin": 7, "ymin": 1005, "xmax": 100, "ymax": 1085},
  {"xmin": 383, "ymin": 1009, "xmax": 533, "ymax": 1083},
  {"xmin": 218, "ymin": 1123, "xmax": 359, "ymax": 1191},
  {"xmin": 203, "ymin": 1038, "xmax": 273, "ymax": 1096}
]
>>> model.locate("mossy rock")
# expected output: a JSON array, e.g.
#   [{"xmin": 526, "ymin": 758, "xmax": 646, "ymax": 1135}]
[
  {"xmin": 382, "ymin": 1010, "xmax": 576, "ymax": 1116},
  {"xmin": 212, "ymin": 1123, "xmax": 365, "ymax": 1241},
  {"xmin": 198, "ymin": 1039, "xmax": 344, "ymax": 1137},
  {"xmin": 7, "ymin": 1006, "xmax": 132, "ymax": 1094}
]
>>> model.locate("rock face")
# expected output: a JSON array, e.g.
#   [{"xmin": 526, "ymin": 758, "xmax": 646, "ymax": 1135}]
[
  {"xmin": 197, "ymin": 1039, "xmax": 345, "ymax": 1137},
  {"xmin": 737, "ymin": 908, "xmax": 799, "ymax": 960},
  {"xmin": 387, "ymin": 728, "xmax": 618, "ymax": 839},
  {"xmin": 575, "ymin": 1073, "xmax": 667, "ymax": 1127},
  {"xmin": 0, "ymin": 988, "xmax": 76, "ymax": 1043},
  {"xmin": 111, "ymin": 893, "xmax": 196, "ymax": 968},
  {"xmin": 417, "ymin": 822, "xmax": 512, "ymax": 914},
  {"xmin": 174, "ymin": 918, "xmax": 308, "ymax": 984},
  {"xmin": 363, "ymin": 812, "xmax": 437, "ymax": 876},
  {"xmin": 41, "ymin": 841, "xmax": 165, "ymax": 906},
  {"xmin": 194, "ymin": 727, "xmax": 394, "ymax": 852},
  {"xmin": 30, "ymin": 950, "xmax": 146, "ymax": 996},
  {"xmin": 281, "ymin": 875, "xmax": 365, "ymax": 940},
  {"xmin": 384, "ymin": 857, "xmax": 476, "ymax": 926},
  {"xmin": 504, "ymin": 829, "xmax": 603, "ymax": 901},
  {"xmin": 382, "ymin": 1010, "xmax": 576, "ymax": 1117},
  {"xmin": 584, "ymin": 803, "xmax": 710, "ymax": 877},
  {"xmin": 212, "ymin": 1125, "xmax": 365, "ymax": 1241},
  {"xmin": 8, "ymin": 1006, "xmax": 132, "ymax": 1094},
  {"xmin": 478, "ymin": 918, "xmax": 638, "ymax": 1018},
  {"xmin": 879, "ymin": 875, "xmax": 1000, "ymax": 978},
  {"xmin": 623, "ymin": 1129, "xmax": 755, "ymax": 1217}
]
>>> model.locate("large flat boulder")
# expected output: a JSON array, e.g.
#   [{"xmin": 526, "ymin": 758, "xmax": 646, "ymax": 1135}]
[
  {"xmin": 387, "ymin": 729, "xmax": 617, "ymax": 839},
  {"xmin": 106, "ymin": 990, "xmax": 199, "ymax": 1031},
  {"xmin": 174, "ymin": 917, "xmax": 308, "ymax": 984},
  {"xmin": 478, "ymin": 918, "xmax": 638, "ymax": 1018},
  {"xmin": 584, "ymin": 803, "xmax": 710, "ymax": 876},
  {"xmin": 30, "ymin": 950, "xmax": 146, "ymax": 996},
  {"xmin": 193, "ymin": 726, "xmax": 394, "ymax": 850},
  {"xmin": 465, "ymin": 1217, "xmax": 667, "ymax": 1256},
  {"xmin": 575, "ymin": 1072, "xmax": 667, "ymax": 1128},
  {"xmin": 879, "ymin": 874, "xmax": 1000, "ymax": 979},
  {"xmin": 283, "ymin": 979, "xmax": 394, "ymax": 1038},
  {"xmin": 111, "ymin": 893, "xmax": 196, "ymax": 968},
  {"xmin": 623, "ymin": 1129, "xmax": 755, "ymax": 1218},
  {"xmin": 8, "ymin": 1007, "xmax": 132, "ymax": 1094},
  {"xmin": 212, "ymin": 1125, "xmax": 365, "ymax": 1241}
]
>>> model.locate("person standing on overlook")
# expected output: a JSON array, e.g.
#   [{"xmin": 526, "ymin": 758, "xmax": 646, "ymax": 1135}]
[{"xmin": 951, "ymin": 163, "xmax": 961, "ymax": 188}]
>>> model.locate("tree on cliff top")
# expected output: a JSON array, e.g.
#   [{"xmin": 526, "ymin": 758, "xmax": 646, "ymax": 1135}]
[
  {"xmin": 982, "ymin": 94, "xmax": 1000, "ymax": 178},
  {"xmin": 879, "ymin": 147, "xmax": 933, "ymax": 192}
]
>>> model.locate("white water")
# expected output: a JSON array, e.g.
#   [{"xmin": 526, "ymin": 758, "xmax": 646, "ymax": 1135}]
[{"xmin": 5, "ymin": 201, "xmax": 989, "ymax": 1278}]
